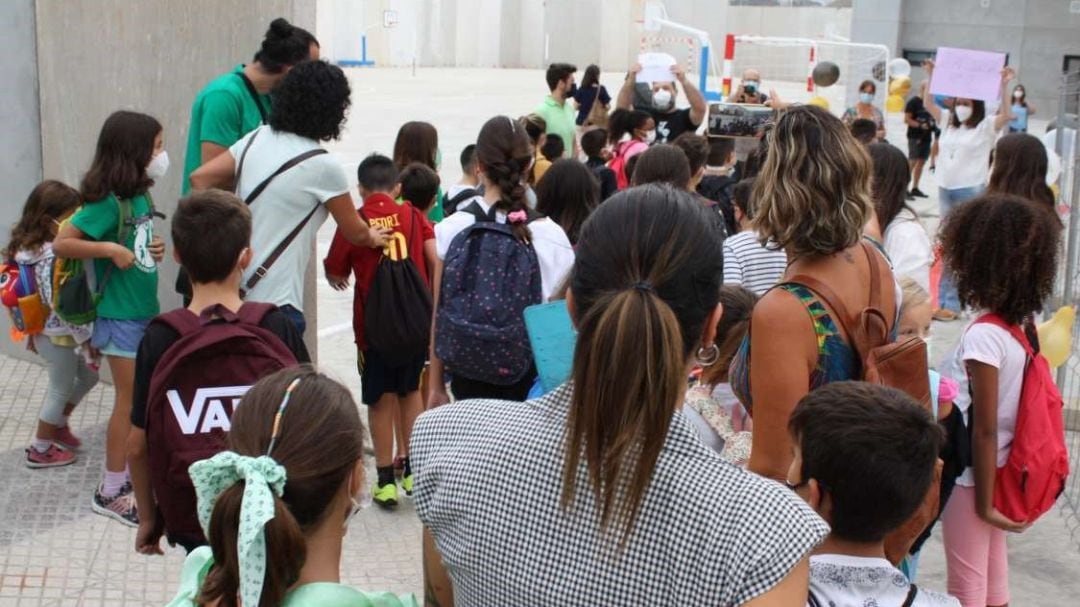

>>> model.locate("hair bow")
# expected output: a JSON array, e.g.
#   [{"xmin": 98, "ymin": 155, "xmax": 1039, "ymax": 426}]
[
  {"xmin": 507, "ymin": 210, "xmax": 528, "ymax": 224},
  {"xmin": 189, "ymin": 452, "xmax": 287, "ymax": 607}
]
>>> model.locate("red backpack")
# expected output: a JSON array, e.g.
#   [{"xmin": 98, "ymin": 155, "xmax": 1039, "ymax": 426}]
[
  {"xmin": 608, "ymin": 140, "xmax": 648, "ymax": 190},
  {"xmin": 145, "ymin": 303, "xmax": 298, "ymax": 546},
  {"xmin": 973, "ymin": 314, "xmax": 1069, "ymax": 523}
]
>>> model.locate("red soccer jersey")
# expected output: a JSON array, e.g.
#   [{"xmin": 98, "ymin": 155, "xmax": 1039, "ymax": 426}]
[{"xmin": 323, "ymin": 192, "xmax": 435, "ymax": 349}]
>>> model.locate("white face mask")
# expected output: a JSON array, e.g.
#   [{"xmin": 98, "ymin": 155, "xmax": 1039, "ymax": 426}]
[
  {"xmin": 643, "ymin": 130, "xmax": 657, "ymax": 144},
  {"xmin": 146, "ymin": 150, "xmax": 170, "ymax": 180},
  {"xmin": 1013, "ymin": 90, "xmax": 1024, "ymax": 99},
  {"xmin": 954, "ymin": 105, "xmax": 973, "ymax": 124},
  {"xmin": 653, "ymin": 89, "xmax": 674, "ymax": 111}
]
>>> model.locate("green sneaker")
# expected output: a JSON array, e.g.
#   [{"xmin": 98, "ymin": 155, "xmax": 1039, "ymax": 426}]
[
  {"xmin": 401, "ymin": 473, "xmax": 414, "ymax": 496},
  {"xmin": 372, "ymin": 481, "xmax": 398, "ymax": 509}
]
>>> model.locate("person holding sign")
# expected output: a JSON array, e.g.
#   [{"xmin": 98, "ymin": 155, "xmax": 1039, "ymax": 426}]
[
  {"xmin": 616, "ymin": 60, "xmax": 707, "ymax": 144},
  {"xmin": 921, "ymin": 58, "xmax": 1014, "ymax": 322}
]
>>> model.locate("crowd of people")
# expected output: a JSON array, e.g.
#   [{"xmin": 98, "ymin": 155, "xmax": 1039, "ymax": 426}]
[{"xmin": 3, "ymin": 16, "xmax": 1070, "ymax": 607}]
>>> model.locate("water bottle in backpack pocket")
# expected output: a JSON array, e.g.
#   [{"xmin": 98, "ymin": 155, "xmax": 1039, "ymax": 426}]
[
  {"xmin": 0, "ymin": 261, "xmax": 49, "ymax": 337},
  {"xmin": 435, "ymin": 202, "xmax": 542, "ymax": 386}
]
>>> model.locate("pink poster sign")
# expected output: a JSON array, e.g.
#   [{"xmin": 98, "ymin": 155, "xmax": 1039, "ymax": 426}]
[{"xmin": 929, "ymin": 47, "xmax": 1006, "ymax": 101}]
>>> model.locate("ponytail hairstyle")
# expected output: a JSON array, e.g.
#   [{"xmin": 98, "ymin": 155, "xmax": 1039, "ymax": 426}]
[
  {"xmin": 254, "ymin": 18, "xmax": 318, "ymax": 74},
  {"xmin": 199, "ymin": 367, "xmax": 364, "ymax": 607},
  {"xmin": 563, "ymin": 184, "xmax": 724, "ymax": 543},
  {"xmin": 700, "ymin": 285, "xmax": 759, "ymax": 387},
  {"xmin": 80, "ymin": 110, "xmax": 162, "ymax": 201},
  {"xmin": 988, "ymin": 133, "xmax": 1058, "ymax": 219},
  {"xmin": 476, "ymin": 116, "xmax": 535, "ymax": 242},
  {"xmin": 4, "ymin": 180, "xmax": 82, "ymax": 259},
  {"xmin": 606, "ymin": 109, "xmax": 653, "ymax": 146},
  {"xmin": 581, "ymin": 64, "xmax": 601, "ymax": 90}
]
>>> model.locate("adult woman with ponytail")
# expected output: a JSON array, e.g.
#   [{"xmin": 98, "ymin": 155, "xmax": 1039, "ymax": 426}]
[
  {"xmin": 167, "ymin": 368, "xmax": 417, "ymax": 607},
  {"xmin": 414, "ymin": 185, "xmax": 827, "ymax": 605},
  {"xmin": 428, "ymin": 116, "xmax": 574, "ymax": 406}
]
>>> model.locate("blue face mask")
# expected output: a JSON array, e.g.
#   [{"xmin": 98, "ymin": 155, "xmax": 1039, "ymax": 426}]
[{"xmin": 859, "ymin": 92, "xmax": 874, "ymax": 104}]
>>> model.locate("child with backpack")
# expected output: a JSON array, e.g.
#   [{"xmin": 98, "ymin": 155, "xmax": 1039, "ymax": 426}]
[
  {"xmin": 3, "ymin": 181, "xmax": 99, "ymax": 468},
  {"xmin": 129, "ymin": 189, "xmax": 308, "ymax": 554},
  {"xmin": 429, "ymin": 116, "xmax": 575, "ymax": 406},
  {"xmin": 938, "ymin": 193, "xmax": 1066, "ymax": 607},
  {"xmin": 324, "ymin": 154, "xmax": 436, "ymax": 509},
  {"xmin": 53, "ymin": 111, "xmax": 168, "ymax": 526},
  {"xmin": 606, "ymin": 108, "xmax": 655, "ymax": 190},
  {"xmin": 443, "ymin": 144, "xmax": 481, "ymax": 217},
  {"xmin": 788, "ymin": 382, "xmax": 959, "ymax": 607}
]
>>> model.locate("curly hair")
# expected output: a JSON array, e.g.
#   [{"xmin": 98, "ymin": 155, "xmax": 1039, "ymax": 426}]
[
  {"xmin": 752, "ymin": 105, "xmax": 872, "ymax": 257},
  {"xmin": 4, "ymin": 180, "xmax": 82, "ymax": 259},
  {"xmin": 476, "ymin": 116, "xmax": 534, "ymax": 242},
  {"xmin": 269, "ymin": 61, "xmax": 350, "ymax": 141},
  {"xmin": 940, "ymin": 193, "xmax": 1061, "ymax": 325}
]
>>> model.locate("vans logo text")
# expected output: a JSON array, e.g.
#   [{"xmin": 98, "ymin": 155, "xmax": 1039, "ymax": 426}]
[{"xmin": 167, "ymin": 385, "xmax": 252, "ymax": 435}]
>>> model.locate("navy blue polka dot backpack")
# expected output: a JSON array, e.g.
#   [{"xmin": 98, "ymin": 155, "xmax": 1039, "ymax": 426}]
[{"xmin": 435, "ymin": 202, "xmax": 542, "ymax": 385}]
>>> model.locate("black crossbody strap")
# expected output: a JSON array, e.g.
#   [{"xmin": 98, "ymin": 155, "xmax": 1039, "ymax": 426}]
[
  {"xmin": 242, "ymin": 202, "xmax": 322, "ymax": 297},
  {"xmin": 234, "ymin": 128, "xmax": 261, "ymax": 190},
  {"xmin": 244, "ymin": 148, "xmax": 328, "ymax": 206},
  {"xmin": 236, "ymin": 71, "xmax": 269, "ymax": 124},
  {"xmin": 902, "ymin": 584, "xmax": 919, "ymax": 607}
]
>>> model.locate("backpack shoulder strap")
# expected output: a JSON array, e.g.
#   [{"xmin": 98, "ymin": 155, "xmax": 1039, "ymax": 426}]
[
  {"xmin": 901, "ymin": 584, "xmax": 918, "ymax": 607},
  {"xmin": 234, "ymin": 128, "xmax": 262, "ymax": 189},
  {"xmin": 152, "ymin": 308, "xmax": 203, "ymax": 338},
  {"xmin": 786, "ymin": 273, "xmax": 858, "ymax": 345},
  {"xmin": 236, "ymin": 302, "xmax": 278, "ymax": 326},
  {"xmin": 243, "ymin": 148, "xmax": 328, "ymax": 206},
  {"xmin": 462, "ymin": 201, "xmax": 491, "ymax": 223},
  {"xmin": 972, "ymin": 314, "xmax": 1035, "ymax": 357},
  {"xmin": 97, "ymin": 195, "xmax": 135, "ymax": 296}
]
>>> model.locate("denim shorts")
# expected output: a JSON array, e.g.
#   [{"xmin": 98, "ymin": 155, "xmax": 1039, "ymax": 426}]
[{"xmin": 91, "ymin": 318, "xmax": 150, "ymax": 359}]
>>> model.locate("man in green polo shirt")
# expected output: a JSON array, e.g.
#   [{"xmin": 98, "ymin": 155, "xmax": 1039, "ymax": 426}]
[
  {"xmin": 181, "ymin": 18, "xmax": 319, "ymax": 195},
  {"xmin": 534, "ymin": 63, "xmax": 579, "ymax": 159}
]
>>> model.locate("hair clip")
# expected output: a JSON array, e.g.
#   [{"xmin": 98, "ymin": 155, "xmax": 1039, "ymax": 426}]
[{"xmin": 266, "ymin": 377, "xmax": 302, "ymax": 457}]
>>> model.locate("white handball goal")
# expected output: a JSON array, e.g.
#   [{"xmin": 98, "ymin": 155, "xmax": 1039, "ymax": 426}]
[{"xmin": 720, "ymin": 34, "xmax": 891, "ymax": 116}]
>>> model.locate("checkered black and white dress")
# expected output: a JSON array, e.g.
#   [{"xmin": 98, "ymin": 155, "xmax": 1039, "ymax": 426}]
[{"xmin": 412, "ymin": 384, "xmax": 829, "ymax": 606}]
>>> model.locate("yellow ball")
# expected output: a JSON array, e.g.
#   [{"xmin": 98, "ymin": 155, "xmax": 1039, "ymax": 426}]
[
  {"xmin": 807, "ymin": 96, "xmax": 830, "ymax": 109},
  {"xmin": 886, "ymin": 94, "xmax": 905, "ymax": 113},
  {"xmin": 889, "ymin": 75, "xmax": 911, "ymax": 96}
]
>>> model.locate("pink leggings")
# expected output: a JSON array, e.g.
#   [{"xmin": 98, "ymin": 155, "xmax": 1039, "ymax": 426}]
[{"xmin": 941, "ymin": 486, "xmax": 1010, "ymax": 606}]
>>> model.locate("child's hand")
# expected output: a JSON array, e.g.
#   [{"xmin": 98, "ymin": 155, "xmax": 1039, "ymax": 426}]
[
  {"xmin": 110, "ymin": 243, "xmax": 136, "ymax": 270},
  {"xmin": 981, "ymin": 507, "xmax": 1031, "ymax": 533},
  {"xmin": 428, "ymin": 382, "xmax": 450, "ymax": 409},
  {"xmin": 135, "ymin": 516, "xmax": 165, "ymax": 555},
  {"xmin": 148, "ymin": 236, "xmax": 166, "ymax": 263},
  {"xmin": 326, "ymin": 274, "xmax": 350, "ymax": 291}
]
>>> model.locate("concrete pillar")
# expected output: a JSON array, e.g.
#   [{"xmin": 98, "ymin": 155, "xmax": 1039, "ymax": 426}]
[{"xmin": 851, "ymin": 0, "xmax": 903, "ymax": 57}]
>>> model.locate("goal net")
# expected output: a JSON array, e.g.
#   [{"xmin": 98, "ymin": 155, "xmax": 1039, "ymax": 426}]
[{"xmin": 721, "ymin": 35, "xmax": 891, "ymax": 116}]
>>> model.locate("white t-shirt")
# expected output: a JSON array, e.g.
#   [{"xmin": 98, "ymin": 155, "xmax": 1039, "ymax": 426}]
[
  {"xmin": 809, "ymin": 554, "xmax": 960, "ymax": 606},
  {"xmin": 883, "ymin": 208, "xmax": 932, "ymax": 293},
  {"xmin": 434, "ymin": 199, "xmax": 574, "ymax": 301},
  {"xmin": 937, "ymin": 117, "xmax": 998, "ymax": 190},
  {"xmin": 947, "ymin": 317, "xmax": 1026, "ymax": 486},
  {"xmin": 722, "ymin": 230, "xmax": 787, "ymax": 296},
  {"xmin": 229, "ymin": 126, "xmax": 349, "ymax": 311}
]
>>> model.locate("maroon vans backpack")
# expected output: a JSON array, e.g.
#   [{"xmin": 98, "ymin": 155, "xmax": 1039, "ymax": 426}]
[
  {"xmin": 145, "ymin": 303, "xmax": 297, "ymax": 547},
  {"xmin": 972, "ymin": 314, "xmax": 1069, "ymax": 524}
]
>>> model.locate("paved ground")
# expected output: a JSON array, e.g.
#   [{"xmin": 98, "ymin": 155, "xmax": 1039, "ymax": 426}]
[{"xmin": 0, "ymin": 68, "xmax": 1077, "ymax": 605}]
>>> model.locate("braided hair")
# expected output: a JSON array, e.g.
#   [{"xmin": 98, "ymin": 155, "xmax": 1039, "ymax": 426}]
[{"xmin": 476, "ymin": 116, "xmax": 534, "ymax": 242}]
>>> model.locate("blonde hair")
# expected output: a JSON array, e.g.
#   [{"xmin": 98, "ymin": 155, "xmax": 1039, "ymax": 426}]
[
  {"xmin": 751, "ymin": 105, "xmax": 873, "ymax": 258},
  {"xmin": 899, "ymin": 276, "xmax": 930, "ymax": 310}
]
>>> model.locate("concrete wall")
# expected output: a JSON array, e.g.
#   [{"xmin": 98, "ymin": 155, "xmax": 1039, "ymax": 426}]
[
  {"xmin": 897, "ymin": 0, "xmax": 1080, "ymax": 118},
  {"xmin": 0, "ymin": 0, "xmax": 317, "ymax": 362},
  {"xmin": 0, "ymin": 0, "xmax": 44, "ymax": 360}
]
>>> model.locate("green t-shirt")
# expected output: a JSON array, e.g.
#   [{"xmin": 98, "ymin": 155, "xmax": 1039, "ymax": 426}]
[
  {"xmin": 398, "ymin": 186, "xmax": 445, "ymax": 223},
  {"xmin": 70, "ymin": 193, "xmax": 160, "ymax": 320},
  {"xmin": 182, "ymin": 65, "xmax": 271, "ymax": 195},
  {"xmin": 534, "ymin": 94, "xmax": 577, "ymax": 159},
  {"xmin": 166, "ymin": 546, "xmax": 420, "ymax": 607}
]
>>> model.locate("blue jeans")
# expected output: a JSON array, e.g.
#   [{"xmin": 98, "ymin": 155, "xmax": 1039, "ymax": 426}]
[
  {"xmin": 938, "ymin": 185, "xmax": 985, "ymax": 312},
  {"xmin": 279, "ymin": 304, "xmax": 306, "ymax": 337}
]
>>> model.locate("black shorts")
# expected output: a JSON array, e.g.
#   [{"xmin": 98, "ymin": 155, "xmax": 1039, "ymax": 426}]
[
  {"xmin": 358, "ymin": 348, "xmax": 425, "ymax": 405},
  {"xmin": 907, "ymin": 137, "xmax": 931, "ymax": 161}
]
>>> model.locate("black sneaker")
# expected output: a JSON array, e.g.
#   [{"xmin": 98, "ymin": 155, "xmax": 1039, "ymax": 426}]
[
  {"xmin": 911, "ymin": 188, "xmax": 928, "ymax": 198},
  {"xmin": 906, "ymin": 192, "xmax": 916, "ymax": 201},
  {"xmin": 91, "ymin": 483, "xmax": 139, "ymax": 527}
]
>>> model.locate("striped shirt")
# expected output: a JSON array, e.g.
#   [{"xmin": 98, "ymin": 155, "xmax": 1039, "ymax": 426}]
[{"xmin": 723, "ymin": 230, "xmax": 787, "ymax": 295}]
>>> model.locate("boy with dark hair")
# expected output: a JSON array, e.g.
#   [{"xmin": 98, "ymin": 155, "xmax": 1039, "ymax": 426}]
[
  {"xmin": 580, "ymin": 128, "xmax": 617, "ymax": 200},
  {"xmin": 324, "ymin": 153, "xmax": 437, "ymax": 509},
  {"xmin": 540, "ymin": 134, "xmax": 565, "ymax": 163},
  {"xmin": 851, "ymin": 118, "xmax": 878, "ymax": 145},
  {"xmin": 697, "ymin": 137, "xmax": 738, "ymax": 234},
  {"xmin": 399, "ymin": 162, "xmax": 441, "ymax": 216},
  {"xmin": 787, "ymin": 382, "xmax": 959, "ymax": 607},
  {"xmin": 129, "ymin": 189, "xmax": 309, "ymax": 554},
  {"xmin": 444, "ymin": 144, "xmax": 480, "ymax": 216},
  {"xmin": 723, "ymin": 177, "xmax": 786, "ymax": 295}
]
